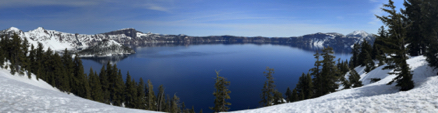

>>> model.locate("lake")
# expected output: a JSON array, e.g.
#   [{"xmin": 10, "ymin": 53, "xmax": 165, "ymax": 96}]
[{"xmin": 82, "ymin": 44, "xmax": 351, "ymax": 112}]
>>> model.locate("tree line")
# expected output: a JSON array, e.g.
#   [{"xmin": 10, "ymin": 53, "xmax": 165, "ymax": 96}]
[{"xmin": 0, "ymin": 33, "xmax": 198, "ymax": 113}]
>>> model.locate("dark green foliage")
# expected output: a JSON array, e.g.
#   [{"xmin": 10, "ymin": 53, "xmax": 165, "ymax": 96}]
[
  {"xmin": 364, "ymin": 50, "xmax": 375, "ymax": 73},
  {"xmin": 259, "ymin": 67, "xmax": 277, "ymax": 107},
  {"xmin": 285, "ymin": 87, "xmax": 292, "ymax": 102},
  {"xmin": 210, "ymin": 70, "xmax": 231, "ymax": 112},
  {"xmin": 358, "ymin": 40, "xmax": 373, "ymax": 67},
  {"xmin": 124, "ymin": 72, "xmax": 136, "ymax": 108},
  {"xmin": 376, "ymin": 0, "xmax": 414, "ymax": 91},
  {"xmin": 157, "ymin": 85, "xmax": 166, "ymax": 111},
  {"xmin": 373, "ymin": 26, "xmax": 387, "ymax": 66},
  {"xmin": 404, "ymin": 0, "xmax": 426, "ymax": 56},
  {"xmin": 291, "ymin": 88, "xmax": 298, "ymax": 102},
  {"xmin": 147, "ymin": 79, "xmax": 156, "ymax": 110},
  {"xmin": 98, "ymin": 65, "xmax": 111, "ymax": 104},
  {"xmin": 424, "ymin": 0, "xmax": 438, "ymax": 69},
  {"xmin": 314, "ymin": 47, "xmax": 339, "ymax": 97},
  {"xmin": 351, "ymin": 44, "xmax": 360, "ymax": 68},
  {"xmin": 136, "ymin": 78, "xmax": 147, "ymax": 109},
  {"xmin": 112, "ymin": 69, "xmax": 125, "ymax": 106},
  {"xmin": 171, "ymin": 94, "xmax": 181, "ymax": 113},
  {"xmin": 295, "ymin": 73, "xmax": 313, "ymax": 100},
  {"xmin": 273, "ymin": 90, "xmax": 284, "ymax": 105},
  {"xmin": 89, "ymin": 69, "xmax": 104, "ymax": 102},
  {"xmin": 349, "ymin": 69, "xmax": 363, "ymax": 88}
]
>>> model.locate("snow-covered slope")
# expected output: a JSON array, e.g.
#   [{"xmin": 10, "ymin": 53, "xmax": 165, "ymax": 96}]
[
  {"xmin": 78, "ymin": 40, "xmax": 135, "ymax": 57},
  {"xmin": 0, "ymin": 66, "xmax": 157, "ymax": 113},
  {"xmin": 232, "ymin": 56, "xmax": 438, "ymax": 113}
]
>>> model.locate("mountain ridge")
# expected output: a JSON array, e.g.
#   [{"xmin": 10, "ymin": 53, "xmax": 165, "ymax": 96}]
[{"xmin": 0, "ymin": 27, "xmax": 375, "ymax": 52}]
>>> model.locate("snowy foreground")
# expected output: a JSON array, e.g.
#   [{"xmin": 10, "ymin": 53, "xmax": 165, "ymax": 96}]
[
  {"xmin": 232, "ymin": 56, "xmax": 438, "ymax": 113},
  {"xmin": 0, "ymin": 67, "xmax": 158, "ymax": 113},
  {"xmin": 2, "ymin": 56, "xmax": 438, "ymax": 113}
]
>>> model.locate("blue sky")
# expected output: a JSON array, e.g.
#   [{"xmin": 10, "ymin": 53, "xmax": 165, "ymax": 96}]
[{"xmin": 0, "ymin": 0, "xmax": 404, "ymax": 37}]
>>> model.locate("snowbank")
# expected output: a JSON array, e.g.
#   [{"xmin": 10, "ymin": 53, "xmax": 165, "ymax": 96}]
[
  {"xmin": 231, "ymin": 56, "xmax": 438, "ymax": 113},
  {"xmin": 0, "ymin": 66, "xmax": 158, "ymax": 113}
]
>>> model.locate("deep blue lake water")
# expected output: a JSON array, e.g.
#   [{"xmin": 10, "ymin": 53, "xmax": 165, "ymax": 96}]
[{"xmin": 82, "ymin": 44, "xmax": 351, "ymax": 112}]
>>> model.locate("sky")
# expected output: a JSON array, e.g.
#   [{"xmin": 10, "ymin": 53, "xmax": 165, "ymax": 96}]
[{"xmin": 0, "ymin": 0, "xmax": 405, "ymax": 37}]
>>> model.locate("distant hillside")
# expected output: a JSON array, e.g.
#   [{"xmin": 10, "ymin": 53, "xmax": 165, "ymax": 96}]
[
  {"xmin": 0, "ymin": 27, "xmax": 375, "ymax": 52},
  {"xmin": 77, "ymin": 39, "xmax": 135, "ymax": 57}
]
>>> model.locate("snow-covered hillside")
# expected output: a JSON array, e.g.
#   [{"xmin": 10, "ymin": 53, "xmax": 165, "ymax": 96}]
[
  {"xmin": 78, "ymin": 40, "xmax": 135, "ymax": 57},
  {"xmin": 0, "ymin": 66, "xmax": 157, "ymax": 113},
  {"xmin": 0, "ymin": 27, "xmax": 375, "ymax": 53},
  {"xmin": 232, "ymin": 56, "xmax": 438, "ymax": 113}
]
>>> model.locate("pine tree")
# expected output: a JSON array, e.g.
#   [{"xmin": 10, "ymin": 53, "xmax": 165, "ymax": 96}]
[
  {"xmin": 136, "ymin": 78, "xmax": 147, "ymax": 109},
  {"xmin": 291, "ymin": 88, "xmax": 298, "ymax": 102},
  {"xmin": 90, "ymin": 70, "xmax": 104, "ymax": 102},
  {"xmin": 171, "ymin": 94, "xmax": 180, "ymax": 113},
  {"xmin": 285, "ymin": 87, "xmax": 292, "ymax": 102},
  {"xmin": 124, "ymin": 71, "xmax": 135, "ymax": 108},
  {"xmin": 112, "ymin": 69, "xmax": 125, "ymax": 106},
  {"xmin": 83, "ymin": 69, "xmax": 92, "ymax": 100},
  {"xmin": 157, "ymin": 85, "xmax": 166, "ymax": 111},
  {"xmin": 305, "ymin": 73, "xmax": 313, "ymax": 99},
  {"xmin": 358, "ymin": 40, "xmax": 372, "ymax": 66},
  {"xmin": 315, "ymin": 47, "xmax": 339, "ymax": 96},
  {"xmin": 364, "ymin": 50, "xmax": 375, "ymax": 73},
  {"xmin": 99, "ymin": 65, "xmax": 110, "ymax": 104},
  {"xmin": 210, "ymin": 70, "xmax": 231, "ymax": 112},
  {"xmin": 310, "ymin": 51, "xmax": 323, "ymax": 97},
  {"xmin": 404, "ymin": 0, "xmax": 425, "ymax": 56},
  {"xmin": 373, "ymin": 26, "xmax": 388, "ymax": 66},
  {"xmin": 259, "ymin": 67, "xmax": 276, "ymax": 107},
  {"xmin": 376, "ymin": 0, "xmax": 414, "ymax": 91},
  {"xmin": 273, "ymin": 90, "xmax": 284, "ymax": 105},
  {"xmin": 351, "ymin": 43, "xmax": 360, "ymax": 68},
  {"xmin": 147, "ymin": 79, "xmax": 156, "ymax": 110},
  {"xmin": 349, "ymin": 69, "xmax": 363, "ymax": 88},
  {"xmin": 424, "ymin": 0, "xmax": 438, "ymax": 69}
]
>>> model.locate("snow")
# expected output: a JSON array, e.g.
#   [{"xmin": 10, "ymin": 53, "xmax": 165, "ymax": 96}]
[
  {"xmin": 7, "ymin": 27, "xmax": 21, "ymax": 32},
  {"xmin": 0, "ymin": 64, "xmax": 158, "ymax": 113},
  {"xmin": 231, "ymin": 56, "xmax": 438, "ymax": 113}
]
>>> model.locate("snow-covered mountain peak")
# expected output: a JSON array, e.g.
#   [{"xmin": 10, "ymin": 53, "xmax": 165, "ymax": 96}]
[
  {"xmin": 347, "ymin": 30, "xmax": 370, "ymax": 38},
  {"xmin": 30, "ymin": 27, "xmax": 46, "ymax": 33},
  {"xmin": 6, "ymin": 27, "xmax": 21, "ymax": 33}
]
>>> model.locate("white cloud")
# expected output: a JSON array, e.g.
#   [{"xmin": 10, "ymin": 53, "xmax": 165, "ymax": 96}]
[{"xmin": 144, "ymin": 3, "xmax": 171, "ymax": 13}]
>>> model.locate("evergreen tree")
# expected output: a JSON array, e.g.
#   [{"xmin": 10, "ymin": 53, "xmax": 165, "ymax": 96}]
[
  {"xmin": 210, "ymin": 70, "xmax": 231, "ymax": 112},
  {"xmin": 358, "ymin": 40, "xmax": 373, "ymax": 66},
  {"xmin": 273, "ymin": 90, "xmax": 284, "ymax": 105},
  {"xmin": 376, "ymin": 0, "xmax": 414, "ymax": 91},
  {"xmin": 112, "ymin": 69, "xmax": 125, "ymax": 106},
  {"xmin": 315, "ymin": 47, "xmax": 339, "ymax": 96},
  {"xmin": 259, "ymin": 67, "xmax": 276, "ymax": 107},
  {"xmin": 136, "ymin": 78, "xmax": 147, "ymax": 109},
  {"xmin": 373, "ymin": 26, "xmax": 388, "ymax": 66},
  {"xmin": 291, "ymin": 88, "xmax": 298, "ymax": 102},
  {"xmin": 351, "ymin": 43, "xmax": 360, "ymax": 68},
  {"xmin": 310, "ymin": 51, "xmax": 323, "ymax": 97},
  {"xmin": 285, "ymin": 87, "xmax": 292, "ymax": 102},
  {"xmin": 349, "ymin": 69, "xmax": 363, "ymax": 88},
  {"xmin": 90, "ymin": 70, "xmax": 103, "ymax": 102},
  {"xmin": 147, "ymin": 79, "xmax": 156, "ymax": 110},
  {"xmin": 404, "ymin": 0, "xmax": 426, "ymax": 56},
  {"xmin": 364, "ymin": 50, "xmax": 375, "ymax": 73},
  {"xmin": 99, "ymin": 65, "xmax": 110, "ymax": 104},
  {"xmin": 157, "ymin": 85, "xmax": 166, "ymax": 111},
  {"xmin": 171, "ymin": 94, "xmax": 180, "ymax": 113},
  {"xmin": 124, "ymin": 72, "xmax": 135, "ymax": 108}
]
